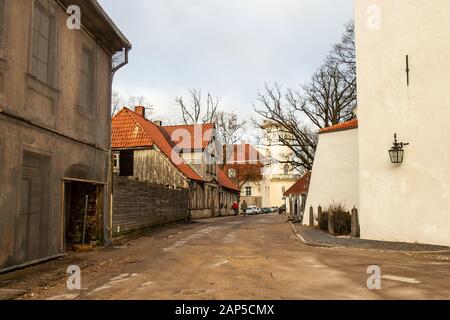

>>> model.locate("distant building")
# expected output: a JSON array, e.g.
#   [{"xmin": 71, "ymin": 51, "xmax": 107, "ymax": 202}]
[
  {"xmin": 162, "ymin": 123, "xmax": 224, "ymax": 219},
  {"xmin": 0, "ymin": 0, "xmax": 131, "ymax": 272},
  {"xmin": 258, "ymin": 122, "xmax": 301, "ymax": 210},
  {"xmin": 222, "ymin": 143, "xmax": 265, "ymax": 208},
  {"xmin": 284, "ymin": 172, "xmax": 312, "ymax": 221}
]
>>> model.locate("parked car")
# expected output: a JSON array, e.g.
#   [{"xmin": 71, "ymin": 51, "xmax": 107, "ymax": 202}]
[
  {"xmin": 278, "ymin": 204, "xmax": 286, "ymax": 214},
  {"xmin": 256, "ymin": 207, "xmax": 263, "ymax": 214},
  {"xmin": 246, "ymin": 206, "xmax": 258, "ymax": 215},
  {"xmin": 262, "ymin": 208, "xmax": 272, "ymax": 214},
  {"xmin": 271, "ymin": 206, "xmax": 279, "ymax": 213}
]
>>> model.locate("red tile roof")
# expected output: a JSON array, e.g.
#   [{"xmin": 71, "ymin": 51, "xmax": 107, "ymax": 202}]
[
  {"xmin": 112, "ymin": 108, "xmax": 155, "ymax": 149},
  {"xmin": 112, "ymin": 108, "xmax": 204, "ymax": 182},
  {"xmin": 284, "ymin": 172, "xmax": 311, "ymax": 196},
  {"xmin": 162, "ymin": 123, "xmax": 215, "ymax": 150},
  {"xmin": 216, "ymin": 166, "xmax": 240, "ymax": 192},
  {"xmin": 223, "ymin": 144, "xmax": 265, "ymax": 164},
  {"xmin": 319, "ymin": 119, "xmax": 359, "ymax": 134}
]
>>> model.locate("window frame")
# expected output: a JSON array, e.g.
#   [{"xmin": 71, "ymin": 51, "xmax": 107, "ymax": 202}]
[{"xmin": 29, "ymin": 0, "xmax": 58, "ymax": 88}]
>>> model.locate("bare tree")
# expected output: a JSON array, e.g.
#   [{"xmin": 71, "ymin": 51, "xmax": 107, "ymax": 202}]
[
  {"xmin": 287, "ymin": 63, "xmax": 356, "ymax": 130},
  {"xmin": 111, "ymin": 92, "xmax": 155, "ymax": 117},
  {"xmin": 328, "ymin": 20, "xmax": 355, "ymax": 74},
  {"xmin": 111, "ymin": 90, "xmax": 124, "ymax": 116},
  {"xmin": 287, "ymin": 21, "xmax": 357, "ymax": 130},
  {"xmin": 253, "ymin": 21, "xmax": 356, "ymax": 172},
  {"xmin": 253, "ymin": 84, "xmax": 318, "ymax": 173},
  {"xmin": 175, "ymin": 89, "xmax": 219, "ymax": 124},
  {"xmin": 215, "ymin": 111, "xmax": 246, "ymax": 145}
]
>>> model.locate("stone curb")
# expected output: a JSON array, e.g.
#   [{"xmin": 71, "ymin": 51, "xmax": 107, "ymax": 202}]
[{"xmin": 289, "ymin": 222, "xmax": 450, "ymax": 254}]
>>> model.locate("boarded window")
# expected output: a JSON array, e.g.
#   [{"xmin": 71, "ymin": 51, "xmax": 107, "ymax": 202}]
[
  {"xmin": 31, "ymin": 2, "xmax": 55, "ymax": 85},
  {"xmin": 80, "ymin": 46, "xmax": 95, "ymax": 111}
]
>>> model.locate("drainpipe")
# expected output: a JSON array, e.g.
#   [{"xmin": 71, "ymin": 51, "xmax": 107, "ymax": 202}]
[{"xmin": 107, "ymin": 47, "xmax": 130, "ymax": 244}]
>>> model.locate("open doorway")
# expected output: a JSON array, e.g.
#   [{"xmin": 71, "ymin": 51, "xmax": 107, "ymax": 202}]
[{"xmin": 63, "ymin": 180, "xmax": 104, "ymax": 250}]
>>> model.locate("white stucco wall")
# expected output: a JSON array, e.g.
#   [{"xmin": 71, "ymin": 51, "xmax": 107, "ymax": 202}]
[
  {"xmin": 355, "ymin": 0, "xmax": 450, "ymax": 245},
  {"xmin": 303, "ymin": 128, "xmax": 359, "ymax": 225}
]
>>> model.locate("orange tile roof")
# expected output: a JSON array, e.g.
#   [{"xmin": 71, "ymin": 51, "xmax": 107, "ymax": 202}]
[
  {"xmin": 162, "ymin": 123, "xmax": 215, "ymax": 150},
  {"xmin": 216, "ymin": 166, "xmax": 240, "ymax": 192},
  {"xmin": 284, "ymin": 172, "xmax": 311, "ymax": 196},
  {"xmin": 112, "ymin": 108, "xmax": 204, "ymax": 182},
  {"xmin": 319, "ymin": 119, "xmax": 358, "ymax": 134},
  {"xmin": 112, "ymin": 108, "xmax": 154, "ymax": 149},
  {"xmin": 223, "ymin": 144, "xmax": 265, "ymax": 164}
]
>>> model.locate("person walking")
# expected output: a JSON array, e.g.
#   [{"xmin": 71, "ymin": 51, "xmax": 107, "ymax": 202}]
[
  {"xmin": 241, "ymin": 200, "xmax": 248, "ymax": 217},
  {"xmin": 232, "ymin": 201, "xmax": 239, "ymax": 216}
]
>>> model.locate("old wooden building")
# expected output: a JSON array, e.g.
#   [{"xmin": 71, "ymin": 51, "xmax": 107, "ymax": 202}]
[
  {"xmin": 162, "ymin": 123, "xmax": 223, "ymax": 219},
  {"xmin": 112, "ymin": 107, "xmax": 205, "ymax": 233},
  {"xmin": 0, "ymin": 0, "xmax": 131, "ymax": 272}
]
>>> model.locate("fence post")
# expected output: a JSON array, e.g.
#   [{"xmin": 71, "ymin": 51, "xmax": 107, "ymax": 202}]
[
  {"xmin": 328, "ymin": 211, "xmax": 335, "ymax": 236},
  {"xmin": 351, "ymin": 207, "xmax": 360, "ymax": 238},
  {"xmin": 317, "ymin": 206, "xmax": 322, "ymax": 228},
  {"xmin": 309, "ymin": 206, "xmax": 314, "ymax": 227}
]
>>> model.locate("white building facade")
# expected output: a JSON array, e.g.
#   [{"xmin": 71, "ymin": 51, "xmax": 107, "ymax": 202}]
[
  {"xmin": 303, "ymin": 121, "xmax": 359, "ymax": 225},
  {"xmin": 355, "ymin": 0, "xmax": 450, "ymax": 245},
  {"xmin": 258, "ymin": 122, "xmax": 301, "ymax": 209}
]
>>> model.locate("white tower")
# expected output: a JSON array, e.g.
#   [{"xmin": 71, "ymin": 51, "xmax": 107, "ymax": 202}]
[{"xmin": 258, "ymin": 121, "xmax": 300, "ymax": 208}]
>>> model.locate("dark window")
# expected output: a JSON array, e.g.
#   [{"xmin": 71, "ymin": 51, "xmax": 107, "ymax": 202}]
[
  {"xmin": 119, "ymin": 150, "xmax": 134, "ymax": 176},
  {"xmin": 245, "ymin": 186, "xmax": 252, "ymax": 196}
]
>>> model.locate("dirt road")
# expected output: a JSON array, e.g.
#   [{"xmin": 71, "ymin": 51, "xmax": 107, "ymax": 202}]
[{"xmin": 1, "ymin": 214, "xmax": 449, "ymax": 300}]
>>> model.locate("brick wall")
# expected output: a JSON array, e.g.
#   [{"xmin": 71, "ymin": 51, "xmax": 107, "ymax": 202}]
[{"xmin": 113, "ymin": 175, "xmax": 189, "ymax": 236}]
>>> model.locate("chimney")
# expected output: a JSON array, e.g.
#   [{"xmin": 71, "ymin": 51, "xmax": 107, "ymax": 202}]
[{"xmin": 135, "ymin": 106, "xmax": 146, "ymax": 118}]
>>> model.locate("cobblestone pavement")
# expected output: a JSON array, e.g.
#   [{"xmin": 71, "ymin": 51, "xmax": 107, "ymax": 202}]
[
  {"xmin": 292, "ymin": 224, "xmax": 450, "ymax": 253},
  {"xmin": 1, "ymin": 214, "xmax": 450, "ymax": 300}
]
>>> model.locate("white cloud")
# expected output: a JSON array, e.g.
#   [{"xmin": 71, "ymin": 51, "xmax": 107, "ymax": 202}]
[{"xmin": 100, "ymin": 0, "xmax": 354, "ymax": 123}]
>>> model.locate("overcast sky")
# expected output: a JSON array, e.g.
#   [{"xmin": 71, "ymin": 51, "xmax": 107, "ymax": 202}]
[{"xmin": 99, "ymin": 0, "xmax": 354, "ymax": 124}]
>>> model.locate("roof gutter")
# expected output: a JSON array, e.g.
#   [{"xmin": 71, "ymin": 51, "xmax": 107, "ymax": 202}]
[{"xmin": 112, "ymin": 47, "xmax": 130, "ymax": 76}]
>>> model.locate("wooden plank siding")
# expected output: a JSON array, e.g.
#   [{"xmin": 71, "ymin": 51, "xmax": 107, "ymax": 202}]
[{"xmin": 112, "ymin": 176, "xmax": 189, "ymax": 236}]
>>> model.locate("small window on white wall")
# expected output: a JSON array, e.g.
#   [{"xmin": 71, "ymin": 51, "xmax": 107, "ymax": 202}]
[
  {"xmin": 245, "ymin": 186, "xmax": 252, "ymax": 196},
  {"xmin": 113, "ymin": 153, "xmax": 119, "ymax": 170}
]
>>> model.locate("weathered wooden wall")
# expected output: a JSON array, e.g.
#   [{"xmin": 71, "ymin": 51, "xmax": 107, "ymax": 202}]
[
  {"xmin": 113, "ymin": 176, "xmax": 189, "ymax": 235},
  {"xmin": 133, "ymin": 149, "xmax": 189, "ymax": 189}
]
